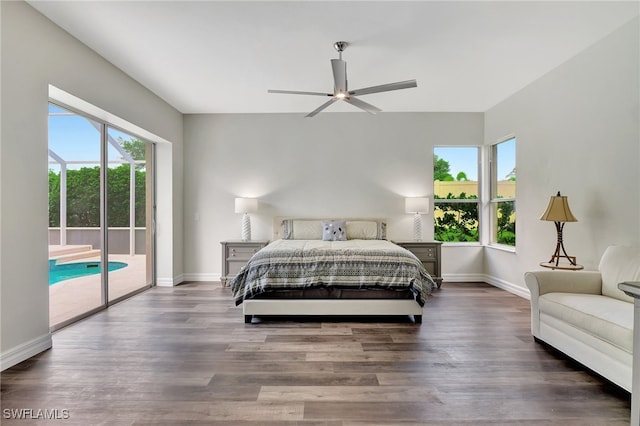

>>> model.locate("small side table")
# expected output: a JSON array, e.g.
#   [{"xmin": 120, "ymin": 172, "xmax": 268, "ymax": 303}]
[
  {"xmin": 618, "ymin": 281, "xmax": 640, "ymax": 426},
  {"xmin": 394, "ymin": 241, "xmax": 443, "ymax": 288},
  {"xmin": 540, "ymin": 262, "xmax": 583, "ymax": 271},
  {"xmin": 220, "ymin": 240, "xmax": 268, "ymax": 287}
]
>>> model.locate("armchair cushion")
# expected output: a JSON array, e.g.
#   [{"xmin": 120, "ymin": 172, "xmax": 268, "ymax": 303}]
[{"xmin": 539, "ymin": 292, "xmax": 633, "ymax": 353}]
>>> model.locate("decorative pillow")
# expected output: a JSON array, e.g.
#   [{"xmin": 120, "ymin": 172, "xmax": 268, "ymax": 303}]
[{"xmin": 322, "ymin": 220, "xmax": 347, "ymax": 241}]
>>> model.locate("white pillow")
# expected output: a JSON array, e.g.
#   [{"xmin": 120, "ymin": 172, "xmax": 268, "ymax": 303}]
[
  {"xmin": 282, "ymin": 219, "xmax": 323, "ymax": 240},
  {"xmin": 346, "ymin": 221, "xmax": 380, "ymax": 240}
]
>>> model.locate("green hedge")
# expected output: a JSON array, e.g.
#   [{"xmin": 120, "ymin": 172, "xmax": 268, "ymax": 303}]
[{"xmin": 49, "ymin": 165, "xmax": 146, "ymax": 227}]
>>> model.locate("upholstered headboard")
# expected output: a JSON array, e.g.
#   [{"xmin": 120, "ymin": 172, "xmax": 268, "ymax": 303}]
[{"xmin": 272, "ymin": 217, "xmax": 387, "ymax": 241}]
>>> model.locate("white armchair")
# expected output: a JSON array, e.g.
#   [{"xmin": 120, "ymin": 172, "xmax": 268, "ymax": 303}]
[{"xmin": 525, "ymin": 245, "xmax": 640, "ymax": 392}]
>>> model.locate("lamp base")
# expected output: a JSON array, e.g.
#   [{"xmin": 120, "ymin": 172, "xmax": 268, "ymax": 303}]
[
  {"xmin": 546, "ymin": 221, "xmax": 576, "ymax": 267},
  {"xmin": 546, "ymin": 254, "xmax": 578, "ymax": 266},
  {"xmin": 241, "ymin": 213, "xmax": 251, "ymax": 241},
  {"xmin": 412, "ymin": 213, "xmax": 423, "ymax": 241}
]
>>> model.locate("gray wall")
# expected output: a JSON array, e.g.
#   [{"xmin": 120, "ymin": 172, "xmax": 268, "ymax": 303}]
[
  {"xmin": 483, "ymin": 17, "xmax": 640, "ymax": 292},
  {"xmin": 183, "ymin": 112, "xmax": 485, "ymax": 281}
]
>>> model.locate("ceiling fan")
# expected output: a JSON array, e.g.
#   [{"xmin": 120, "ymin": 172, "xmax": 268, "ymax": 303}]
[{"xmin": 268, "ymin": 41, "xmax": 417, "ymax": 117}]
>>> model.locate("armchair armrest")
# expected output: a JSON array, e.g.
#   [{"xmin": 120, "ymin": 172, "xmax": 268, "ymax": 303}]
[
  {"xmin": 525, "ymin": 270, "xmax": 602, "ymax": 298},
  {"xmin": 525, "ymin": 270, "xmax": 602, "ymax": 338}
]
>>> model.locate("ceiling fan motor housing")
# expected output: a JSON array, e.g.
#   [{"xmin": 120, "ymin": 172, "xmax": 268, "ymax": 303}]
[{"xmin": 334, "ymin": 41, "xmax": 348, "ymax": 53}]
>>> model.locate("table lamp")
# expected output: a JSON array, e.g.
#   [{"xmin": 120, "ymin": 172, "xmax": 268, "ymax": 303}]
[
  {"xmin": 540, "ymin": 191, "xmax": 578, "ymax": 266},
  {"xmin": 405, "ymin": 197, "xmax": 429, "ymax": 241}
]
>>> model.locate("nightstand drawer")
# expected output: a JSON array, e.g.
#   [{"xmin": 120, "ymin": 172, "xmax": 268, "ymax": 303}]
[
  {"xmin": 226, "ymin": 245, "xmax": 262, "ymax": 260},
  {"xmin": 405, "ymin": 246, "xmax": 437, "ymax": 260}
]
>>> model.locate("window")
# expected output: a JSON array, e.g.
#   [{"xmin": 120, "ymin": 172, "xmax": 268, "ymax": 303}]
[
  {"xmin": 490, "ymin": 137, "xmax": 516, "ymax": 246},
  {"xmin": 433, "ymin": 147, "xmax": 480, "ymax": 242}
]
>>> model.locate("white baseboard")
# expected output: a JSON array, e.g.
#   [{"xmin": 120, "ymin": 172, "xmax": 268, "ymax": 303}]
[
  {"xmin": 157, "ymin": 273, "xmax": 222, "ymax": 285},
  {"xmin": 442, "ymin": 273, "xmax": 486, "ymax": 283},
  {"xmin": 1, "ymin": 333, "xmax": 52, "ymax": 372},
  {"xmin": 156, "ymin": 274, "xmax": 184, "ymax": 287},
  {"xmin": 443, "ymin": 273, "xmax": 530, "ymax": 300},
  {"xmin": 483, "ymin": 274, "xmax": 530, "ymax": 300},
  {"xmin": 182, "ymin": 273, "xmax": 221, "ymax": 282}
]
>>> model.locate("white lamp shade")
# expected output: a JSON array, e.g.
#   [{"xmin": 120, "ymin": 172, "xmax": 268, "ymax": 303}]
[
  {"xmin": 405, "ymin": 197, "xmax": 429, "ymax": 214},
  {"xmin": 235, "ymin": 198, "xmax": 258, "ymax": 214}
]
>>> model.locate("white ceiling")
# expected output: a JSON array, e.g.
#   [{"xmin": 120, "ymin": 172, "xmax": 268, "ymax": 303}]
[{"xmin": 28, "ymin": 1, "xmax": 639, "ymax": 114}]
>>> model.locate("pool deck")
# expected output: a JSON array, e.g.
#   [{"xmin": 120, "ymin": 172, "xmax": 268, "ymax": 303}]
[{"xmin": 49, "ymin": 248, "xmax": 148, "ymax": 327}]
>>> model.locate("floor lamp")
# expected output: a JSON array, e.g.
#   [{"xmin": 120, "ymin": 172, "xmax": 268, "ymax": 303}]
[{"xmin": 540, "ymin": 191, "xmax": 578, "ymax": 267}]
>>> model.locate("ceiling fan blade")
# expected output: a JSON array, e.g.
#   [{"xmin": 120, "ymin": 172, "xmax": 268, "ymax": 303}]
[
  {"xmin": 268, "ymin": 89, "xmax": 332, "ymax": 97},
  {"xmin": 306, "ymin": 98, "xmax": 339, "ymax": 118},
  {"xmin": 331, "ymin": 59, "xmax": 347, "ymax": 93},
  {"xmin": 348, "ymin": 79, "xmax": 417, "ymax": 96},
  {"xmin": 344, "ymin": 97, "xmax": 382, "ymax": 115}
]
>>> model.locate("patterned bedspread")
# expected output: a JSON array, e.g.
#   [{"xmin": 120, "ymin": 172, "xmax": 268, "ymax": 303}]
[{"xmin": 230, "ymin": 239, "xmax": 435, "ymax": 306}]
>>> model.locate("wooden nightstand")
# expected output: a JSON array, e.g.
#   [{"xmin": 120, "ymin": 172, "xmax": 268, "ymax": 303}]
[
  {"xmin": 394, "ymin": 241, "xmax": 443, "ymax": 288},
  {"xmin": 220, "ymin": 240, "xmax": 268, "ymax": 287}
]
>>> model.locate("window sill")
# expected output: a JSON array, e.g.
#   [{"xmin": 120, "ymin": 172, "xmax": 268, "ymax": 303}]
[
  {"xmin": 487, "ymin": 243, "xmax": 516, "ymax": 253},
  {"xmin": 441, "ymin": 242, "xmax": 482, "ymax": 248}
]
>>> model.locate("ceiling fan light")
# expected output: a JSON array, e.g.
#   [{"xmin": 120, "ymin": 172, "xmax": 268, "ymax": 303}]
[{"xmin": 335, "ymin": 92, "xmax": 347, "ymax": 99}]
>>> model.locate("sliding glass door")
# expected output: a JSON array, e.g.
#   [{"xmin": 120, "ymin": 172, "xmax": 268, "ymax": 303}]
[
  {"xmin": 48, "ymin": 103, "xmax": 155, "ymax": 329},
  {"xmin": 106, "ymin": 127, "xmax": 153, "ymax": 302},
  {"xmin": 48, "ymin": 104, "xmax": 104, "ymax": 326}
]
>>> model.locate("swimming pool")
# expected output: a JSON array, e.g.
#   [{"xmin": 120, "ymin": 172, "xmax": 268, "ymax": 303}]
[{"xmin": 49, "ymin": 260, "xmax": 128, "ymax": 285}]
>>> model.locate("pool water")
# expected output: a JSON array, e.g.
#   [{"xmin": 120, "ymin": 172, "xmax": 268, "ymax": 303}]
[{"xmin": 49, "ymin": 260, "xmax": 128, "ymax": 285}]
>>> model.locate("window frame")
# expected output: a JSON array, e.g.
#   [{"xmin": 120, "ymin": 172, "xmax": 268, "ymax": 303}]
[{"xmin": 489, "ymin": 136, "xmax": 516, "ymax": 248}]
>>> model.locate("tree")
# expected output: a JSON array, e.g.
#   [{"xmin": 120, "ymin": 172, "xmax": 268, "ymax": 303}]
[
  {"xmin": 119, "ymin": 137, "xmax": 146, "ymax": 171},
  {"xmin": 434, "ymin": 155, "xmax": 454, "ymax": 181},
  {"xmin": 119, "ymin": 137, "xmax": 146, "ymax": 161},
  {"xmin": 496, "ymin": 200, "xmax": 516, "ymax": 245},
  {"xmin": 49, "ymin": 170, "xmax": 61, "ymax": 227},
  {"xmin": 456, "ymin": 171, "xmax": 468, "ymax": 181}
]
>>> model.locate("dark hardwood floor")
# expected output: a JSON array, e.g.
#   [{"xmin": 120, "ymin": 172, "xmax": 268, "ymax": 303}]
[{"xmin": 1, "ymin": 282, "xmax": 631, "ymax": 425}]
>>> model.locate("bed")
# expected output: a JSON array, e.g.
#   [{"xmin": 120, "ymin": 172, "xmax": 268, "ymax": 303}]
[{"xmin": 230, "ymin": 218, "xmax": 435, "ymax": 324}]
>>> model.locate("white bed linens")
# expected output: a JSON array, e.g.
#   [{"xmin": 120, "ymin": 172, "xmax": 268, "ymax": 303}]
[{"xmin": 231, "ymin": 239, "xmax": 435, "ymax": 307}]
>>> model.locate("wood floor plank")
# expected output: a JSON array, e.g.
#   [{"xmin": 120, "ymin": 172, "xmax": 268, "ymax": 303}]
[
  {"xmin": 258, "ymin": 385, "xmax": 440, "ymax": 402},
  {"xmin": 0, "ymin": 281, "xmax": 631, "ymax": 425}
]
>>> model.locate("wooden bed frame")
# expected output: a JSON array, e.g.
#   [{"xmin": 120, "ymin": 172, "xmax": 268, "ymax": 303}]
[{"xmin": 240, "ymin": 217, "xmax": 425, "ymax": 324}]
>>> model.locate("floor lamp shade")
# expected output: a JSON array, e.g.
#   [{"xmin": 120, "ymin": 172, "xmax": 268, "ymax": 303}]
[
  {"xmin": 405, "ymin": 197, "xmax": 429, "ymax": 241},
  {"xmin": 235, "ymin": 198, "xmax": 258, "ymax": 241}
]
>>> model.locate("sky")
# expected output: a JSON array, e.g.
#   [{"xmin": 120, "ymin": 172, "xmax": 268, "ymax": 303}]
[
  {"xmin": 435, "ymin": 139, "xmax": 516, "ymax": 182},
  {"xmin": 48, "ymin": 103, "xmax": 140, "ymax": 171}
]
